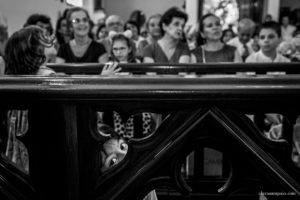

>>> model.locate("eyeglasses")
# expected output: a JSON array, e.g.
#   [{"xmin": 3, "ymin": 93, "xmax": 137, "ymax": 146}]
[
  {"xmin": 112, "ymin": 47, "xmax": 127, "ymax": 52},
  {"xmin": 107, "ymin": 21, "xmax": 123, "ymax": 27},
  {"xmin": 71, "ymin": 18, "xmax": 89, "ymax": 24}
]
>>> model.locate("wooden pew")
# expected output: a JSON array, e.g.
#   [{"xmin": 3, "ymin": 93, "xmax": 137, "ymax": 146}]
[
  {"xmin": 47, "ymin": 62, "xmax": 300, "ymax": 75},
  {"xmin": 0, "ymin": 72, "xmax": 300, "ymax": 199}
]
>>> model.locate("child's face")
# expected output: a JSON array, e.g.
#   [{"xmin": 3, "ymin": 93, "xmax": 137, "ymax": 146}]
[
  {"xmin": 112, "ymin": 40, "xmax": 131, "ymax": 62},
  {"xmin": 238, "ymin": 27, "xmax": 253, "ymax": 44},
  {"xmin": 259, "ymin": 28, "xmax": 281, "ymax": 54},
  {"xmin": 222, "ymin": 30, "xmax": 233, "ymax": 43},
  {"xmin": 101, "ymin": 138, "xmax": 128, "ymax": 172}
]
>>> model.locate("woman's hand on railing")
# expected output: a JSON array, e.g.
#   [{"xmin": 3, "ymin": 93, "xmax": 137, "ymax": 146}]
[{"xmin": 101, "ymin": 62, "xmax": 122, "ymax": 75}]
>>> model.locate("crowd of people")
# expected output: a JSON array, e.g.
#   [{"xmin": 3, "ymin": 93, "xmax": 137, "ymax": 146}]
[
  {"xmin": 1, "ymin": 6, "xmax": 300, "ymax": 72},
  {"xmin": 0, "ymin": 5, "xmax": 300, "ymax": 199}
]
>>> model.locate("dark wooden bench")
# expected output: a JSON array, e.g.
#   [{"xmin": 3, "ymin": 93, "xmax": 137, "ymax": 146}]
[
  {"xmin": 47, "ymin": 62, "xmax": 300, "ymax": 75},
  {"xmin": 0, "ymin": 66, "xmax": 300, "ymax": 199}
]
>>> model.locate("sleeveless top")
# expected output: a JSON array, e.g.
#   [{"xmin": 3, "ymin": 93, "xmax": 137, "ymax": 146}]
[
  {"xmin": 192, "ymin": 44, "xmax": 236, "ymax": 63},
  {"xmin": 57, "ymin": 41, "xmax": 106, "ymax": 63},
  {"xmin": 143, "ymin": 41, "xmax": 190, "ymax": 63}
]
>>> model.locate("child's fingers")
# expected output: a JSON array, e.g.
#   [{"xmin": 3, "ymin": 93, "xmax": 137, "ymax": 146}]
[{"xmin": 114, "ymin": 67, "xmax": 122, "ymax": 73}]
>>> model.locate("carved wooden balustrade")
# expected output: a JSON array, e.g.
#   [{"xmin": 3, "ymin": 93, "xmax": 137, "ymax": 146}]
[{"xmin": 0, "ymin": 63, "xmax": 300, "ymax": 200}]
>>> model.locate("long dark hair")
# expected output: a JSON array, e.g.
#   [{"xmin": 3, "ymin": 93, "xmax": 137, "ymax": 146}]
[
  {"xmin": 110, "ymin": 34, "xmax": 137, "ymax": 63},
  {"xmin": 4, "ymin": 26, "xmax": 54, "ymax": 74}
]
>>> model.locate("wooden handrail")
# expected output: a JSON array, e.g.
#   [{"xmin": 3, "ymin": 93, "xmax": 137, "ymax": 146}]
[
  {"xmin": 47, "ymin": 62, "xmax": 300, "ymax": 75},
  {"xmin": 0, "ymin": 74, "xmax": 299, "ymax": 200}
]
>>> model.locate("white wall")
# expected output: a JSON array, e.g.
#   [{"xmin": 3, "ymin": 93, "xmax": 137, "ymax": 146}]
[
  {"xmin": 265, "ymin": 0, "xmax": 280, "ymax": 21},
  {"xmin": 185, "ymin": 0, "xmax": 199, "ymax": 26},
  {"xmin": 0, "ymin": 0, "xmax": 69, "ymax": 36},
  {"xmin": 280, "ymin": 0, "xmax": 300, "ymax": 9}
]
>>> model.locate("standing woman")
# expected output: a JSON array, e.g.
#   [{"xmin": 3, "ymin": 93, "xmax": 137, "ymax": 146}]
[
  {"xmin": 191, "ymin": 13, "xmax": 242, "ymax": 63},
  {"xmin": 143, "ymin": 7, "xmax": 190, "ymax": 63},
  {"xmin": 56, "ymin": 7, "xmax": 108, "ymax": 63}
]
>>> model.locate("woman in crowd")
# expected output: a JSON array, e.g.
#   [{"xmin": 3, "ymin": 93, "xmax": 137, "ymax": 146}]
[
  {"xmin": 145, "ymin": 14, "xmax": 162, "ymax": 45},
  {"xmin": 191, "ymin": 13, "xmax": 242, "ymax": 63},
  {"xmin": 137, "ymin": 14, "xmax": 162, "ymax": 60},
  {"xmin": 55, "ymin": 16, "xmax": 72, "ymax": 49},
  {"xmin": 96, "ymin": 23, "xmax": 108, "ymax": 43},
  {"xmin": 23, "ymin": 13, "xmax": 57, "ymax": 63},
  {"xmin": 56, "ymin": 7, "xmax": 108, "ymax": 63},
  {"xmin": 143, "ymin": 7, "xmax": 190, "ymax": 63}
]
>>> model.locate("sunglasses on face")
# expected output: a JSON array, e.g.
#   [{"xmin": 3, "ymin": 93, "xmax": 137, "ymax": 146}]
[{"xmin": 71, "ymin": 18, "xmax": 89, "ymax": 24}]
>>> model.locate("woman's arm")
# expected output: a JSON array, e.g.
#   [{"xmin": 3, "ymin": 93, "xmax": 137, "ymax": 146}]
[
  {"xmin": 55, "ymin": 57, "xmax": 66, "ymax": 64},
  {"xmin": 190, "ymin": 54, "xmax": 197, "ymax": 63},
  {"xmin": 143, "ymin": 57, "xmax": 155, "ymax": 63},
  {"xmin": 179, "ymin": 55, "xmax": 190, "ymax": 63}
]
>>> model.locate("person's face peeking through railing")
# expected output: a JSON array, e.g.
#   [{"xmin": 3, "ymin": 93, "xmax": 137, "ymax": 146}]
[
  {"xmin": 100, "ymin": 137, "xmax": 128, "ymax": 172},
  {"xmin": 97, "ymin": 124, "xmax": 129, "ymax": 173}
]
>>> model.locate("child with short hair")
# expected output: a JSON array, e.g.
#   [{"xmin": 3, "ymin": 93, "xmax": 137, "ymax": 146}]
[
  {"xmin": 246, "ymin": 21, "xmax": 290, "ymax": 63},
  {"xmin": 246, "ymin": 21, "xmax": 289, "ymax": 144}
]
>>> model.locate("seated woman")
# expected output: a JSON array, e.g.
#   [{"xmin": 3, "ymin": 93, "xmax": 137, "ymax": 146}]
[
  {"xmin": 143, "ymin": 7, "xmax": 190, "ymax": 63},
  {"xmin": 191, "ymin": 13, "xmax": 242, "ymax": 63},
  {"xmin": 56, "ymin": 7, "xmax": 108, "ymax": 63}
]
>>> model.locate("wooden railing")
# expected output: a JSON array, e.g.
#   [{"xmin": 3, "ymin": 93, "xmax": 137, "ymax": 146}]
[
  {"xmin": 47, "ymin": 62, "xmax": 300, "ymax": 75},
  {"xmin": 0, "ymin": 64, "xmax": 300, "ymax": 200}
]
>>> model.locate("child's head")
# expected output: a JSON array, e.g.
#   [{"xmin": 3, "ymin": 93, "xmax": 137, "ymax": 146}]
[
  {"xmin": 4, "ymin": 25, "xmax": 55, "ymax": 75},
  {"xmin": 97, "ymin": 124, "xmax": 128, "ymax": 173},
  {"xmin": 237, "ymin": 18, "xmax": 256, "ymax": 44},
  {"xmin": 221, "ymin": 28, "xmax": 235, "ymax": 43},
  {"xmin": 258, "ymin": 21, "xmax": 282, "ymax": 55},
  {"xmin": 111, "ymin": 34, "xmax": 134, "ymax": 63}
]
